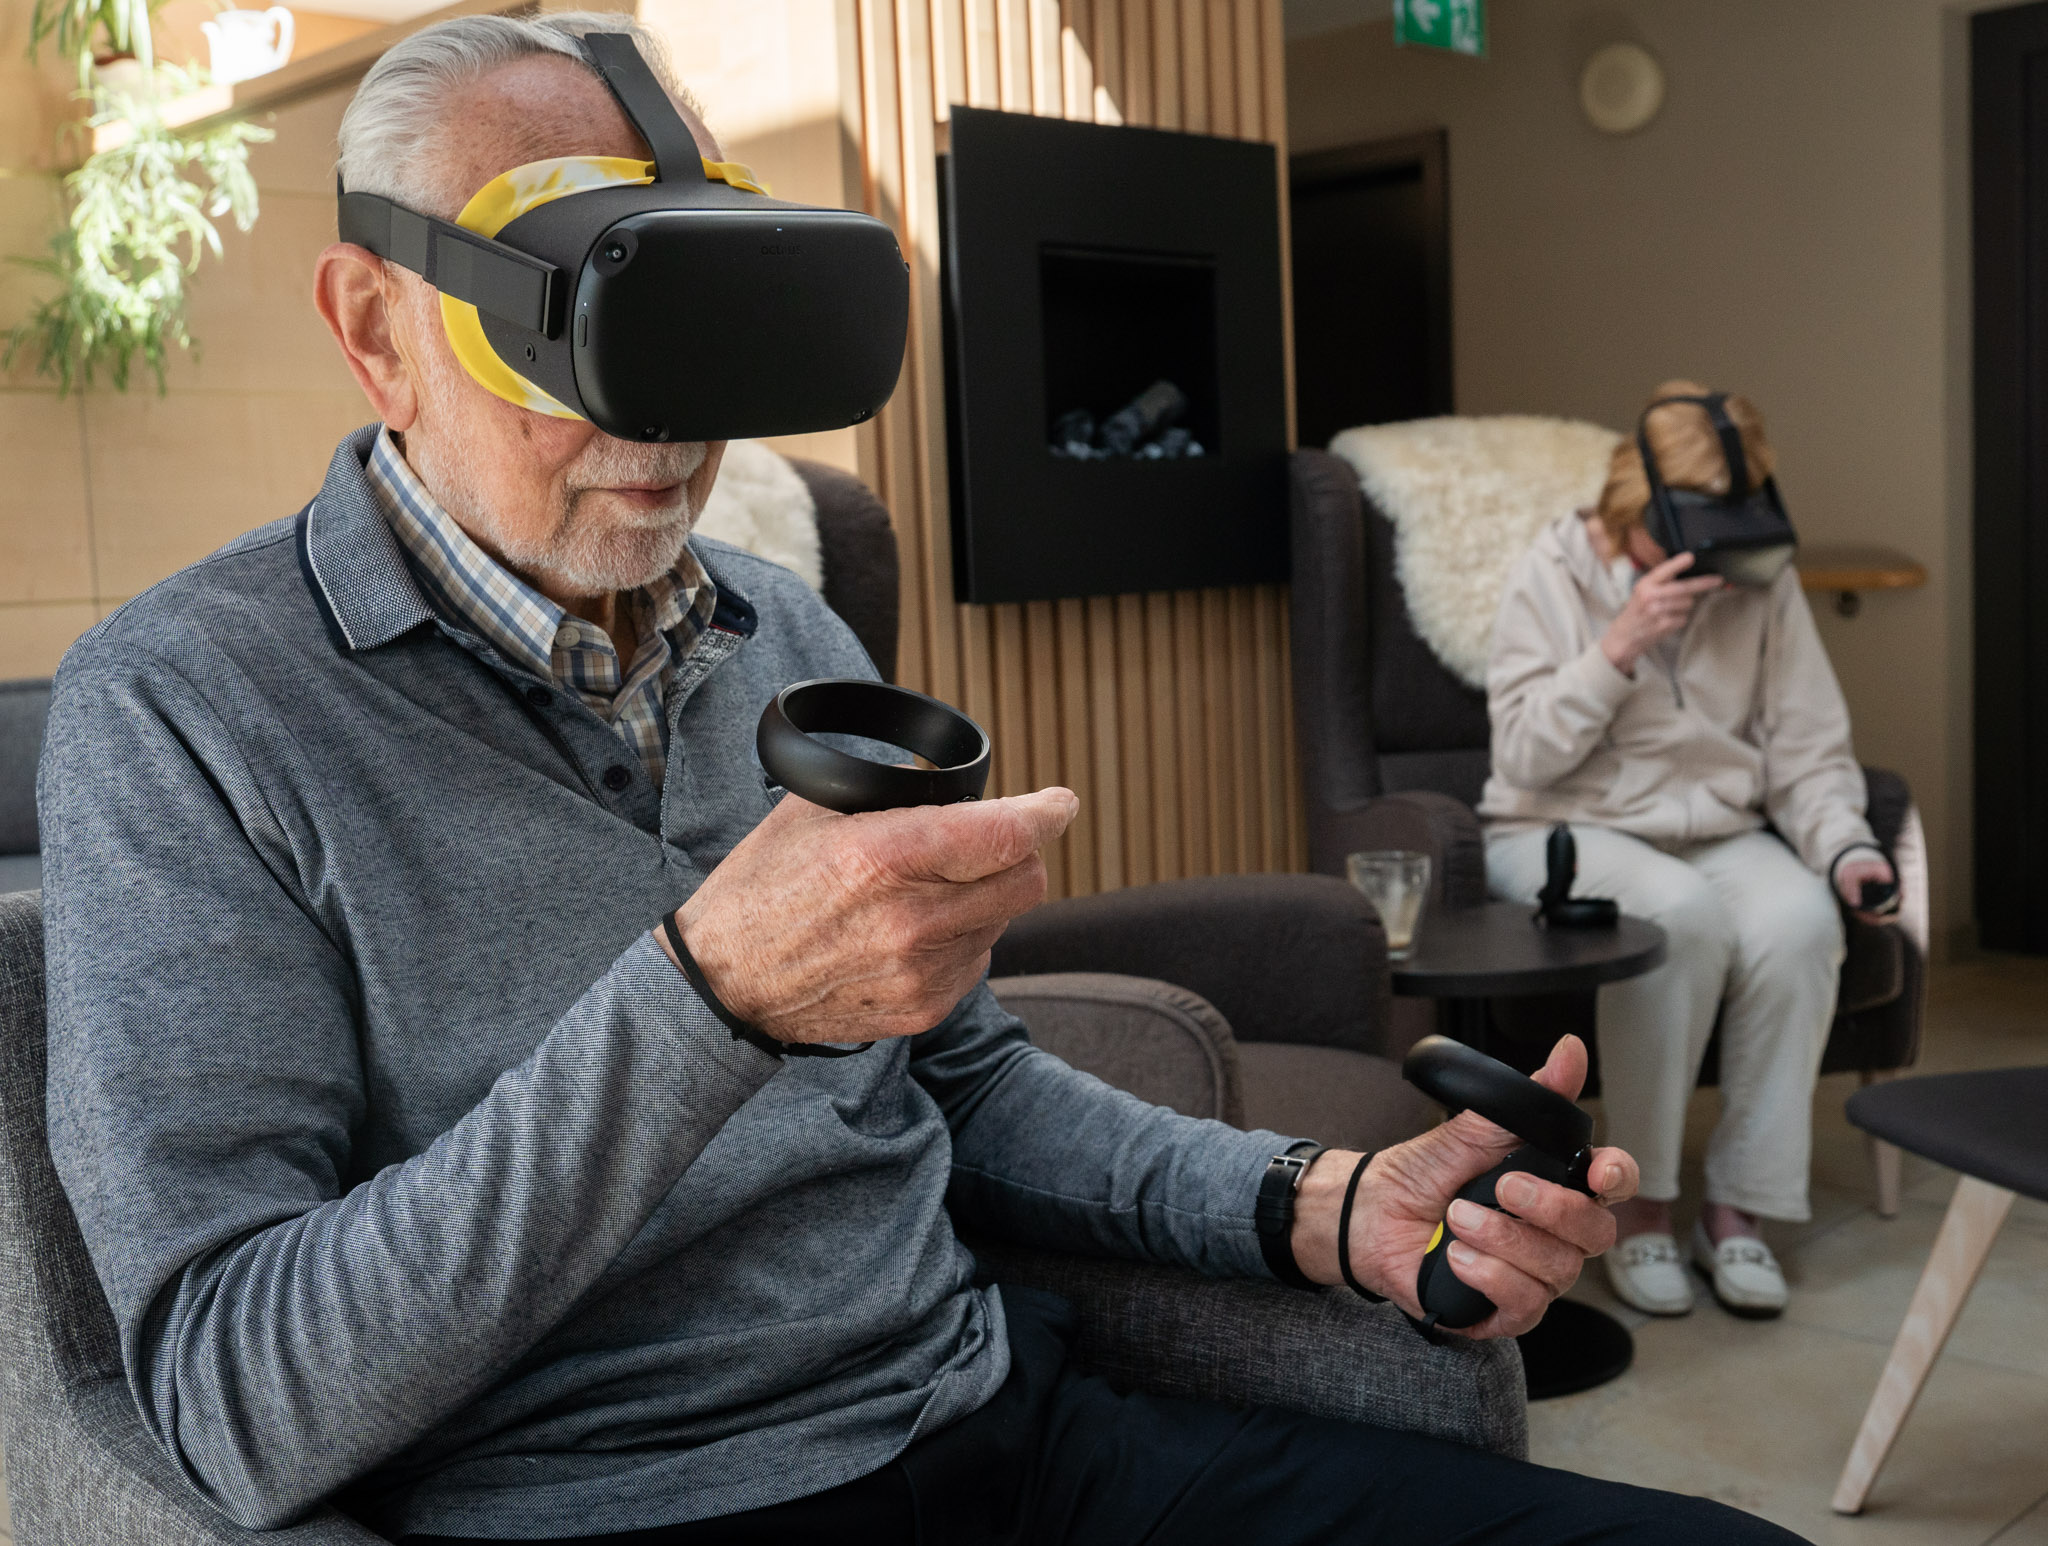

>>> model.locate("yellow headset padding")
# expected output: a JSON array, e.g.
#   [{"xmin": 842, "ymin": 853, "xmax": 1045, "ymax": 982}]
[{"xmin": 437, "ymin": 153, "xmax": 771, "ymax": 417}]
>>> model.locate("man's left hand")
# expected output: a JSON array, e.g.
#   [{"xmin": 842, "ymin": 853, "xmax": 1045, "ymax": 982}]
[{"xmin": 1288, "ymin": 1035, "xmax": 1637, "ymax": 1338}]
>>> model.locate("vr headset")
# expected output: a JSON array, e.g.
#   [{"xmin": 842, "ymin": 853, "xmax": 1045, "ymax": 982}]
[
  {"xmin": 336, "ymin": 32, "xmax": 909, "ymax": 443},
  {"xmin": 1637, "ymin": 391, "xmax": 1797, "ymax": 587}
]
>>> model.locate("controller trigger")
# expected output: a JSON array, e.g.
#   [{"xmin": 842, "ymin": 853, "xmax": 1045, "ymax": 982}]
[{"xmin": 1402, "ymin": 1036, "xmax": 1598, "ymax": 1329}]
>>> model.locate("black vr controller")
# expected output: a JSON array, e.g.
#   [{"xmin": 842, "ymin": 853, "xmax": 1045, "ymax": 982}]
[
  {"xmin": 703, "ymin": 681, "xmax": 989, "ymax": 1060},
  {"xmin": 756, "ymin": 679, "xmax": 992, "ymax": 816},
  {"xmin": 1535, "ymin": 824, "xmax": 1618, "ymax": 929},
  {"xmin": 1401, "ymin": 1035, "xmax": 1597, "ymax": 1330}
]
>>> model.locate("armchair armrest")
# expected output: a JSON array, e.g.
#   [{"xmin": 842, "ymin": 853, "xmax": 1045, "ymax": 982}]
[
  {"xmin": 4, "ymin": 1378, "xmax": 381, "ymax": 1545},
  {"xmin": 990, "ymin": 875, "xmax": 1390, "ymax": 1056},
  {"xmin": 969, "ymin": 1238, "xmax": 1527, "ymax": 1460}
]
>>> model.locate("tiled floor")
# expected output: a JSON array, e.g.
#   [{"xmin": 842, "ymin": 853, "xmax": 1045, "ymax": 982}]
[
  {"xmin": 1530, "ymin": 953, "xmax": 2048, "ymax": 1544},
  {"xmin": 0, "ymin": 957, "xmax": 2041, "ymax": 1545}
]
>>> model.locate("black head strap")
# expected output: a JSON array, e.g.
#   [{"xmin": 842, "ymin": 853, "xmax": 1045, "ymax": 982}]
[
  {"xmin": 580, "ymin": 32, "xmax": 705, "ymax": 185},
  {"xmin": 337, "ymin": 180, "xmax": 562, "ymax": 336},
  {"xmin": 333, "ymin": 32, "xmax": 697, "ymax": 336},
  {"xmin": 1638, "ymin": 392, "xmax": 1751, "ymax": 498}
]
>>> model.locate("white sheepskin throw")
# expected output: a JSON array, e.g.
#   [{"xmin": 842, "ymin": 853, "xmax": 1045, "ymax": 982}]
[
  {"xmin": 693, "ymin": 439, "xmax": 824, "ymax": 591},
  {"xmin": 1328, "ymin": 416, "xmax": 1621, "ymax": 688}
]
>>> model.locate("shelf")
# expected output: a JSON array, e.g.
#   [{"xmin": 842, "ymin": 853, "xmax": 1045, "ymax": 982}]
[
  {"xmin": 101, "ymin": 0, "xmax": 630, "ymax": 151},
  {"xmin": 1797, "ymin": 544, "xmax": 1926, "ymax": 617}
]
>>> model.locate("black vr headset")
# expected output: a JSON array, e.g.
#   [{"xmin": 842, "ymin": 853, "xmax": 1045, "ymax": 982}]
[
  {"xmin": 336, "ymin": 31, "xmax": 909, "ymax": 443},
  {"xmin": 1637, "ymin": 392, "xmax": 1797, "ymax": 587}
]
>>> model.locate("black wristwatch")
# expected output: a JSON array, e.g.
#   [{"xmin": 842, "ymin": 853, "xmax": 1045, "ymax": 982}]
[{"xmin": 1254, "ymin": 1141, "xmax": 1326, "ymax": 1291}]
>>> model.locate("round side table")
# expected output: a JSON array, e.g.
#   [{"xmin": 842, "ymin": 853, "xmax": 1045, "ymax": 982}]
[{"xmin": 1391, "ymin": 900, "xmax": 1667, "ymax": 1402}]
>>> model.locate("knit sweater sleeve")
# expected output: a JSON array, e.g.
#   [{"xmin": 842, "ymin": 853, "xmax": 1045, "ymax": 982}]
[
  {"xmin": 1485, "ymin": 535, "xmax": 1637, "ymax": 792},
  {"xmin": 1756, "ymin": 569, "xmax": 1877, "ymax": 874},
  {"xmin": 39, "ymin": 649, "xmax": 779, "ymax": 1532},
  {"xmin": 908, "ymin": 983, "xmax": 1288, "ymax": 1281}
]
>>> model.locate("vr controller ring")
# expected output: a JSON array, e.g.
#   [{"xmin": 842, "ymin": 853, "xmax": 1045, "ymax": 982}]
[
  {"xmin": 757, "ymin": 679, "xmax": 992, "ymax": 815},
  {"xmin": 1402, "ymin": 1036, "xmax": 1598, "ymax": 1331}
]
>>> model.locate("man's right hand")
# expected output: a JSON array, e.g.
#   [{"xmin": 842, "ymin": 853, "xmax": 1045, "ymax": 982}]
[
  {"xmin": 1601, "ymin": 551, "xmax": 1722, "ymax": 676},
  {"xmin": 660, "ymin": 787, "xmax": 1079, "ymax": 1047}
]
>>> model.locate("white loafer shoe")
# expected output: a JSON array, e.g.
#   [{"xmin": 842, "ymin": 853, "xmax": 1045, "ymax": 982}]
[
  {"xmin": 1603, "ymin": 1232, "xmax": 1694, "ymax": 1316},
  {"xmin": 1691, "ymin": 1220, "xmax": 1788, "ymax": 1319}
]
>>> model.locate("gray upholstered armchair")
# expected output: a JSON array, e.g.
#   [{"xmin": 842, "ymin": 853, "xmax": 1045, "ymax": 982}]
[
  {"xmin": 0, "ymin": 679, "xmax": 49, "ymax": 896},
  {"xmin": 0, "ymin": 885, "xmax": 1522, "ymax": 1543}
]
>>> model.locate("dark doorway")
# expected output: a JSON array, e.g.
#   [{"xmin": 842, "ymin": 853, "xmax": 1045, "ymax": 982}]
[
  {"xmin": 1289, "ymin": 131, "xmax": 1452, "ymax": 452},
  {"xmin": 1974, "ymin": 3, "xmax": 2048, "ymax": 952}
]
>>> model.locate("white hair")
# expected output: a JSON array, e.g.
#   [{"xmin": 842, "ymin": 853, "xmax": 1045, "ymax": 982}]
[{"xmin": 336, "ymin": 11, "xmax": 701, "ymax": 218}]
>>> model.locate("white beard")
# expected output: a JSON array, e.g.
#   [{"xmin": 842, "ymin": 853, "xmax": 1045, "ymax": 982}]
[
  {"xmin": 405, "ymin": 290, "xmax": 709, "ymax": 594},
  {"xmin": 473, "ymin": 435, "xmax": 710, "ymax": 595}
]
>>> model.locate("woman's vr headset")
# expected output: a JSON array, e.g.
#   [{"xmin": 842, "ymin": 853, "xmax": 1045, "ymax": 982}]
[
  {"xmin": 336, "ymin": 32, "xmax": 909, "ymax": 443},
  {"xmin": 1637, "ymin": 392, "xmax": 1797, "ymax": 587}
]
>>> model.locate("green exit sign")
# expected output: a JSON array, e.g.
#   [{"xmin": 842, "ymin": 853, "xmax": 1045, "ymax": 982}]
[{"xmin": 1393, "ymin": 0, "xmax": 1486, "ymax": 57}]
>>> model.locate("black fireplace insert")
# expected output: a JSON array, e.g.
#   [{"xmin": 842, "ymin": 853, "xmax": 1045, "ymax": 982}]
[{"xmin": 941, "ymin": 107, "xmax": 1288, "ymax": 604}]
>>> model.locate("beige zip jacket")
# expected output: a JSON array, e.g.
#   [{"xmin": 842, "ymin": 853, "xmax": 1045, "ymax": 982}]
[{"xmin": 1476, "ymin": 513, "xmax": 1876, "ymax": 876}]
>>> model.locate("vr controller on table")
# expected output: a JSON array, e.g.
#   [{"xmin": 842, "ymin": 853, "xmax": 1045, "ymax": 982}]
[
  {"xmin": 1535, "ymin": 824, "xmax": 1617, "ymax": 930},
  {"xmin": 1401, "ymin": 1035, "xmax": 1598, "ymax": 1331}
]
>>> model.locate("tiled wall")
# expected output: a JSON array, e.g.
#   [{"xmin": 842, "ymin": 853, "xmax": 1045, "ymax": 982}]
[{"xmin": 1, "ymin": 64, "xmax": 367, "ymax": 681}]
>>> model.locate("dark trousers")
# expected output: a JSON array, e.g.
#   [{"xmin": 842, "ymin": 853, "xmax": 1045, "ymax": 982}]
[{"xmin": 405, "ymin": 1289, "xmax": 1808, "ymax": 1546}]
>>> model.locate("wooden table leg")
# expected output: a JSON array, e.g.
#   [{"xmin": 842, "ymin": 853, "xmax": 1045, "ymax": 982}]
[{"xmin": 1831, "ymin": 1174, "xmax": 2015, "ymax": 1514}]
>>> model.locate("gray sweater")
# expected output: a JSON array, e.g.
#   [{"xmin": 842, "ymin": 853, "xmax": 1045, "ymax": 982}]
[{"xmin": 39, "ymin": 428, "xmax": 1287, "ymax": 1541}]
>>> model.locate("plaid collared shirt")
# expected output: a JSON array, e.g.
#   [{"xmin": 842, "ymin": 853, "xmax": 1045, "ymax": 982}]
[{"xmin": 365, "ymin": 428, "xmax": 714, "ymax": 789}]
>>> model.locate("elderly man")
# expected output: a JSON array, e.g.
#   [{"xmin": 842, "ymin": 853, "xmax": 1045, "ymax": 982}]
[{"xmin": 38, "ymin": 14, "xmax": 1804, "ymax": 1546}]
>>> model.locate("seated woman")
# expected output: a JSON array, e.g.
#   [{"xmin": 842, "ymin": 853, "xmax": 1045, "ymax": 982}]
[{"xmin": 1479, "ymin": 381, "xmax": 1895, "ymax": 1320}]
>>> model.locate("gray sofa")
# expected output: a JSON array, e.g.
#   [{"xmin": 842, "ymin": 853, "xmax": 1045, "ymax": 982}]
[{"xmin": 0, "ymin": 679, "xmax": 48, "ymax": 896}]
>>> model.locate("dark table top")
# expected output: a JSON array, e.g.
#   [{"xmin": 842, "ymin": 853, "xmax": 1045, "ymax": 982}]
[{"xmin": 1390, "ymin": 901, "xmax": 1667, "ymax": 998}]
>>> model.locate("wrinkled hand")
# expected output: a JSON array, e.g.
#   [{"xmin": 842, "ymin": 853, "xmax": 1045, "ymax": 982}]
[
  {"xmin": 1291, "ymin": 1035, "xmax": 1637, "ymax": 1339},
  {"xmin": 661, "ymin": 787, "xmax": 1078, "ymax": 1046},
  {"xmin": 1601, "ymin": 551, "xmax": 1722, "ymax": 676},
  {"xmin": 1835, "ymin": 850, "xmax": 1899, "ymax": 926}
]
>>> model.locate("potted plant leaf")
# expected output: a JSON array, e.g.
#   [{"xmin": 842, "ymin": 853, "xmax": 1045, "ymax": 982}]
[
  {"xmin": 29, "ymin": 0, "xmax": 161, "ymax": 87},
  {"xmin": 8, "ymin": 0, "xmax": 273, "ymax": 392}
]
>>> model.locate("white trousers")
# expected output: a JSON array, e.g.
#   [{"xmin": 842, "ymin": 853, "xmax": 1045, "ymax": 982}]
[{"xmin": 1485, "ymin": 825, "xmax": 1845, "ymax": 1222}]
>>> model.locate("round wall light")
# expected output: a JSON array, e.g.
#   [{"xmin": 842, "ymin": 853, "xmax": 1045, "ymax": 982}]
[{"xmin": 1579, "ymin": 41, "xmax": 1665, "ymax": 136}]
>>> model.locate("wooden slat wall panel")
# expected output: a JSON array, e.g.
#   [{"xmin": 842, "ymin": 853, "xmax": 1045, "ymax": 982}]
[{"xmin": 846, "ymin": 0, "xmax": 1306, "ymax": 899}]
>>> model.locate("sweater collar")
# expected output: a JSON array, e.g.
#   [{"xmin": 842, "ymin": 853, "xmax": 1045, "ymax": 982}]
[{"xmin": 299, "ymin": 426, "xmax": 437, "ymax": 652}]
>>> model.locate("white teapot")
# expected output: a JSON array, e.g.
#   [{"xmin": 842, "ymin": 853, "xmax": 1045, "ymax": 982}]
[{"xmin": 202, "ymin": 6, "xmax": 295, "ymax": 85}]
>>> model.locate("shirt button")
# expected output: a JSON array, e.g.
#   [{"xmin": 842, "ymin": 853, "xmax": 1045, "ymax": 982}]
[
  {"xmin": 524, "ymin": 685, "xmax": 552, "ymax": 708},
  {"xmin": 602, "ymin": 765, "xmax": 633, "ymax": 791}
]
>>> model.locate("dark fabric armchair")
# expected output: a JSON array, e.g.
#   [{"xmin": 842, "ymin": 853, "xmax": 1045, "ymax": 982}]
[{"xmin": 1287, "ymin": 447, "xmax": 1926, "ymax": 1210}]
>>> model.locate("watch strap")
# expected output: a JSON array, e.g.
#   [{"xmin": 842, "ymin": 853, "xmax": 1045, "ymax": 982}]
[{"xmin": 1254, "ymin": 1142, "xmax": 1325, "ymax": 1291}]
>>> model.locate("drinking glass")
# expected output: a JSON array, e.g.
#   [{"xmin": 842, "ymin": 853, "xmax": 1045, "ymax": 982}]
[{"xmin": 1346, "ymin": 851, "xmax": 1432, "ymax": 960}]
